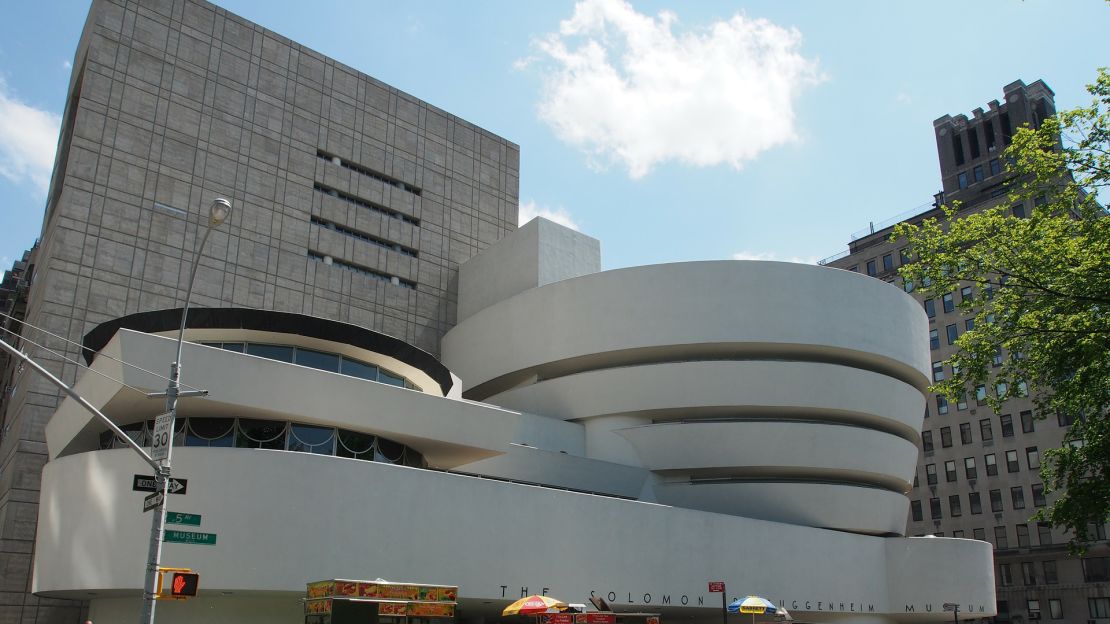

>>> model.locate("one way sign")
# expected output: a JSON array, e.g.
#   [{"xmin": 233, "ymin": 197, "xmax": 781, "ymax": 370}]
[{"xmin": 132, "ymin": 475, "xmax": 188, "ymax": 495}]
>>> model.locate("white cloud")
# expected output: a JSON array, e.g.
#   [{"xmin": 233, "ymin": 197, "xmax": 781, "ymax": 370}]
[
  {"xmin": 732, "ymin": 250, "xmax": 818, "ymax": 265},
  {"xmin": 519, "ymin": 199, "xmax": 580, "ymax": 231},
  {"xmin": 527, "ymin": 0, "xmax": 823, "ymax": 178},
  {"xmin": 63, "ymin": 60, "xmax": 72, "ymax": 71},
  {"xmin": 0, "ymin": 79, "xmax": 60, "ymax": 193}
]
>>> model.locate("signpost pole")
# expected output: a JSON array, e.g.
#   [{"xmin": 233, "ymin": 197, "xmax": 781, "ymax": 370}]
[
  {"xmin": 944, "ymin": 602, "xmax": 960, "ymax": 624},
  {"xmin": 708, "ymin": 582, "xmax": 726, "ymax": 624}
]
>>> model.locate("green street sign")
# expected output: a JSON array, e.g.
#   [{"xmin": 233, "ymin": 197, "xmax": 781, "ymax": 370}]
[
  {"xmin": 166, "ymin": 512, "xmax": 202, "ymax": 526},
  {"xmin": 164, "ymin": 530, "xmax": 217, "ymax": 545}
]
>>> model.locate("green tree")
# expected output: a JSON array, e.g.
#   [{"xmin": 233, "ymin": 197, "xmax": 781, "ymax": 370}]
[{"xmin": 894, "ymin": 68, "xmax": 1110, "ymax": 550}]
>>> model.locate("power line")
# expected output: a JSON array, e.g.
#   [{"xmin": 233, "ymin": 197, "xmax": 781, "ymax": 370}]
[
  {"xmin": 0, "ymin": 324, "xmax": 155, "ymax": 399},
  {"xmin": 0, "ymin": 311, "xmax": 203, "ymax": 393}
]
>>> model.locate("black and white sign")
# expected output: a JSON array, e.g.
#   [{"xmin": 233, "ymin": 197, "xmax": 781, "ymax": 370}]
[
  {"xmin": 151, "ymin": 412, "xmax": 174, "ymax": 462},
  {"xmin": 143, "ymin": 491, "xmax": 164, "ymax": 513},
  {"xmin": 132, "ymin": 475, "xmax": 188, "ymax": 495}
]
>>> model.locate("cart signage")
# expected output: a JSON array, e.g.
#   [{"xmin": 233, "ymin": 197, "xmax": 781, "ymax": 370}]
[
  {"xmin": 541, "ymin": 614, "xmax": 575, "ymax": 624},
  {"xmin": 305, "ymin": 599, "xmax": 332, "ymax": 615},
  {"xmin": 306, "ymin": 579, "xmax": 459, "ymax": 617},
  {"xmin": 708, "ymin": 582, "xmax": 725, "ymax": 593}
]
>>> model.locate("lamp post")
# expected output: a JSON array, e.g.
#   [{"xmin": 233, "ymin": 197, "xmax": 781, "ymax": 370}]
[{"xmin": 139, "ymin": 197, "xmax": 231, "ymax": 624}]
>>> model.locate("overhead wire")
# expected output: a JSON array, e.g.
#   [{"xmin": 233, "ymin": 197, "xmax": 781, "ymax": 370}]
[{"xmin": 0, "ymin": 310, "xmax": 204, "ymax": 394}]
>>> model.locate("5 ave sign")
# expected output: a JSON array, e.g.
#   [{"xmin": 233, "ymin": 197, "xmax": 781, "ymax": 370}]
[{"xmin": 133, "ymin": 474, "xmax": 188, "ymax": 495}]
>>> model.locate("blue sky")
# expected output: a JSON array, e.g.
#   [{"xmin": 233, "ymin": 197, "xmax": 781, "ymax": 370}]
[{"xmin": 0, "ymin": 0, "xmax": 1106, "ymax": 272}]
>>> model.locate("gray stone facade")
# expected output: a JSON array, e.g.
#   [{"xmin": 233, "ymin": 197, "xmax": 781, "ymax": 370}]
[
  {"xmin": 0, "ymin": 1, "xmax": 518, "ymax": 622},
  {"xmin": 822, "ymin": 81, "xmax": 1109, "ymax": 624}
]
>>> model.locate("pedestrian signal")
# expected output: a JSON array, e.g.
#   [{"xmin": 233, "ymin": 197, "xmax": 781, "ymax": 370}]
[{"xmin": 169, "ymin": 572, "xmax": 199, "ymax": 598}]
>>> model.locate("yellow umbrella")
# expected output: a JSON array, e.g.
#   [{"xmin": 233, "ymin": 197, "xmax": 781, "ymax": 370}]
[{"xmin": 502, "ymin": 595, "xmax": 569, "ymax": 616}]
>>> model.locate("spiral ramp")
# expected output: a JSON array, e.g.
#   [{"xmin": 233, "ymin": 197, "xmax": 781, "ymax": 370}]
[{"xmin": 441, "ymin": 260, "xmax": 931, "ymax": 536}]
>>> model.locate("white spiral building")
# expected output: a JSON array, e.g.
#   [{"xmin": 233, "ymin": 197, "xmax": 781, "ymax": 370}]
[{"xmin": 32, "ymin": 218, "xmax": 995, "ymax": 624}]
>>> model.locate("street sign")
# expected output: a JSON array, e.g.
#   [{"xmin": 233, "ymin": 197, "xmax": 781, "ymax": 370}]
[
  {"xmin": 166, "ymin": 512, "xmax": 202, "ymax": 526},
  {"xmin": 164, "ymin": 530, "xmax": 217, "ymax": 545},
  {"xmin": 943, "ymin": 604, "xmax": 959, "ymax": 612},
  {"xmin": 133, "ymin": 474, "xmax": 188, "ymax": 495},
  {"xmin": 708, "ymin": 582, "xmax": 725, "ymax": 593},
  {"xmin": 143, "ymin": 491, "xmax": 164, "ymax": 513},
  {"xmin": 151, "ymin": 412, "xmax": 174, "ymax": 462}
]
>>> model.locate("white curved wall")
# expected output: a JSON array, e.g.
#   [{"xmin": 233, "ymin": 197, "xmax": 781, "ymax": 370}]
[
  {"xmin": 489, "ymin": 360, "xmax": 925, "ymax": 438},
  {"xmin": 654, "ymin": 481, "xmax": 910, "ymax": 536},
  {"xmin": 441, "ymin": 261, "xmax": 932, "ymax": 394},
  {"xmin": 617, "ymin": 421, "xmax": 918, "ymax": 486},
  {"xmin": 36, "ymin": 448, "xmax": 995, "ymax": 624},
  {"xmin": 442, "ymin": 261, "xmax": 930, "ymax": 534}
]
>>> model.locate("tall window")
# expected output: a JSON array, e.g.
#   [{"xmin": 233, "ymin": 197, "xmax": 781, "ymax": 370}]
[
  {"xmin": 1016, "ymin": 523, "xmax": 1030, "ymax": 547},
  {"xmin": 1092, "ymin": 597, "xmax": 1110, "ymax": 619},
  {"xmin": 941, "ymin": 427, "xmax": 953, "ymax": 448},
  {"xmin": 1032, "ymin": 483, "xmax": 1047, "ymax": 507},
  {"xmin": 969, "ymin": 491, "xmax": 982, "ymax": 514},
  {"xmin": 949, "ymin": 494, "xmax": 962, "ymax": 517},
  {"xmin": 960, "ymin": 422, "xmax": 973, "ymax": 444},
  {"xmin": 866, "ymin": 259, "xmax": 877, "ymax": 276},
  {"xmin": 961, "ymin": 286, "xmax": 974, "ymax": 302},
  {"xmin": 1044, "ymin": 560, "xmax": 1058, "ymax": 584},
  {"xmin": 911, "ymin": 500, "xmax": 923, "ymax": 522},
  {"xmin": 1082, "ymin": 558, "xmax": 1110, "ymax": 582},
  {"xmin": 995, "ymin": 526, "xmax": 1009, "ymax": 549},
  {"xmin": 943, "ymin": 292, "xmax": 955, "ymax": 313},
  {"xmin": 1006, "ymin": 450, "xmax": 1020, "ymax": 472},
  {"xmin": 930, "ymin": 329, "xmax": 940, "ymax": 351},
  {"xmin": 1027, "ymin": 446, "xmax": 1040, "ymax": 469},
  {"xmin": 980, "ymin": 419, "xmax": 994, "ymax": 442},
  {"xmin": 990, "ymin": 158, "xmax": 1002, "ymax": 175},
  {"xmin": 946, "ymin": 324, "xmax": 959, "ymax": 345},
  {"xmin": 1001, "ymin": 414, "xmax": 1014, "ymax": 437},
  {"xmin": 965, "ymin": 457, "xmax": 977, "ymax": 480},
  {"xmin": 933, "ymin": 362, "xmax": 945, "ymax": 382},
  {"xmin": 974, "ymin": 527, "xmax": 986, "ymax": 541},
  {"xmin": 882, "ymin": 254, "xmax": 893, "ymax": 272},
  {"xmin": 924, "ymin": 298, "xmax": 936, "ymax": 318},
  {"xmin": 922, "ymin": 431, "xmax": 934, "ymax": 453},
  {"xmin": 1022, "ymin": 561, "xmax": 1036, "ymax": 585},
  {"xmin": 945, "ymin": 460, "xmax": 957, "ymax": 482},
  {"xmin": 937, "ymin": 395, "xmax": 949, "ymax": 415},
  {"xmin": 1038, "ymin": 523, "xmax": 1053, "ymax": 546},
  {"xmin": 1027, "ymin": 600, "xmax": 1040, "ymax": 620},
  {"xmin": 985, "ymin": 453, "xmax": 998, "ymax": 476},
  {"xmin": 1048, "ymin": 599, "xmax": 1062, "ymax": 620},
  {"xmin": 990, "ymin": 489, "xmax": 1004, "ymax": 513},
  {"xmin": 926, "ymin": 463, "xmax": 938, "ymax": 485},
  {"xmin": 999, "ymin": 563, "xmax": 1013, "ymax": 586},
  {"xmin": 1021, "ymin": 410, "xmax": 1035, "ymax": 433},
  {"xmin": 1011, "ymin": 486, "xmax": 1026, "ymax": 509},
  {"xmin": 930, "ymin": 497, "xmax": 943, "ymax": 520}
]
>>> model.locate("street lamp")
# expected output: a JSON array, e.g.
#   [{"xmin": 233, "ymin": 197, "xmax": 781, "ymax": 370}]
[{"xmin": 139, "ymin": 197, "xmax": 232, "ymax": 624}]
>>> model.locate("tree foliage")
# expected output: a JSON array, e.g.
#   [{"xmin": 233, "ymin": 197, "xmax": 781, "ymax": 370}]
[{"xmin": 894, "ymin": 68, "xmax": 1110, "ymax": 550}]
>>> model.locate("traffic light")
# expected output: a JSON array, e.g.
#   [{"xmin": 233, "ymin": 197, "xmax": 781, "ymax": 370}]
[
  {"xmin": 157, "ymin": 568, "xmax": 200, "ymax": 599},
  {"xmin": 169, "ymin": 572, "xmax": 199, "ymax": 598}
]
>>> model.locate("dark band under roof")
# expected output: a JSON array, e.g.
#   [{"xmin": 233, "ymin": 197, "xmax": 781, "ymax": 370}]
[{"xmin": 82, "ymin": 308, "xmax": 454, "ymax": 395}]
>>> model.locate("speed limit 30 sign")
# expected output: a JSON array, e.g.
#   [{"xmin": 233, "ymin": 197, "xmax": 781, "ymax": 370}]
[{"xmin": 151, "ymin": 412, "xmax": 175, "ymax": 462}]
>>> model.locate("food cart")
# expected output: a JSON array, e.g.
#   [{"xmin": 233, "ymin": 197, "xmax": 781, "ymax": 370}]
[{"xmin": 305, "ymin": 579, "xmax": 458, "ymax": 624}]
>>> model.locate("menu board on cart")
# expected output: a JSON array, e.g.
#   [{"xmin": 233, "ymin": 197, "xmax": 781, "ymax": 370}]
[{"xmin": 305, "ymin": 579, "xmax": 458, "ymax": 618}]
